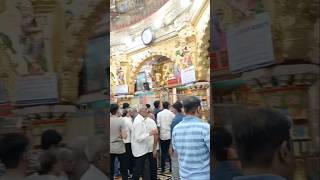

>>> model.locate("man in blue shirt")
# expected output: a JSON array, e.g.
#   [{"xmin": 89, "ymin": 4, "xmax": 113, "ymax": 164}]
[
  {"xmin": 172, "ymin": 96, "xmax": 210, "ymax": 180},
  {"xmin": 153, "ymin": 100, "xmax": 161, "ymax": 120},
  {"xmin": 232, "ymin": 108, "xmax": 295, "ymax": 180},
  {"xmin": 170, "ymin": 101, "xmax": 184, "ymax": 135},
  {"xmin": 169, "ymin": 101, "xmax": 184, "ymax": 180}
]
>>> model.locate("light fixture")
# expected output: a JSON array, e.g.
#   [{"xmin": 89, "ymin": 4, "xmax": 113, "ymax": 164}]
[
  {"xmin": 180, "ymin": 0, "xmax": 192, "ymax": 8},
  {"xmin": 153, "ymin": 20, "xmax": 163, "ymax": 29}
]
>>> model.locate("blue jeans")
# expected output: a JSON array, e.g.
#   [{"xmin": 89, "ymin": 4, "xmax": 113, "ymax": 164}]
[{"xmin": 114, "ymin": 157, "xmax": 120, "ymax": 176}]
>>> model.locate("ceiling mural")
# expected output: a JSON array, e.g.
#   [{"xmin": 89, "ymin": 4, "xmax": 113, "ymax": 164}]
[{"xmin": 110, "ymin": 0, "xmax": 169, "ymax": 31}]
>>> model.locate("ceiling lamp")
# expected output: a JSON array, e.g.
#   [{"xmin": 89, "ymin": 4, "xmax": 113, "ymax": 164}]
[
  {"xmin": 153, "ymin": 19, "xmax": 163, "ymax": 29},
  {"xmin": 180, "ymin": 0, "xmax": 192, "ymax": 8}
]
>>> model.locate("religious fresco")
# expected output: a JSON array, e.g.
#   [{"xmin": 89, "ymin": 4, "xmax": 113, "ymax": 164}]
[
  {"xmin": 116, "ymin": 66, "xmax": 126, "ymax": 85},
  {"xmin": 0, "ymin": 32, "xmax": 17, "ymax": 62},
  {"xmin": 110, "ymin": 0, "xmax": 169, "ymax": 31},
  {"xmin": 16, "ymin": 1, "xmax": 48, "ymax": 75}
]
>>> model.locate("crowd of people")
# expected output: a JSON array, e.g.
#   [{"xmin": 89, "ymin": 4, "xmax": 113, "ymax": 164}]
[
  {"xmin": 111, "ymin": 96, "xmax": 296, "ymax": 180},
  {"xmin": 0, "ymin": 129, "xmax": 109, "ymax": 180},
  {"xmin": 0, "ymin": 96, "xmax": 296, "ymax": 180},
  {"xmin": 110, "ymin": 96, "xmax": 211, "ymax": 180}
]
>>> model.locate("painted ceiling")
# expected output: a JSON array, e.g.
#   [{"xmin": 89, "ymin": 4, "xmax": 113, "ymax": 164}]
[{"xmin": 110, "ymin": 0, "xmax": 169, "ymax": 31}]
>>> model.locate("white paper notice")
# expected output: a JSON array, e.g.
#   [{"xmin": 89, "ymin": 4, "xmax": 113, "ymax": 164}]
[
  {"xmin": 15, "ymin": 73, "xmax": 59, "ymax": 104},
  {"xmin": 181, "ymin": 66, "xmax": 196, "ymax": 84},
  {"xmin": 115, "ymin": 85, "xmax": 129, "ymax": 94},
  {"xmin": 226, "ymin": 13, "xmax": 276, "ymax": 72}
]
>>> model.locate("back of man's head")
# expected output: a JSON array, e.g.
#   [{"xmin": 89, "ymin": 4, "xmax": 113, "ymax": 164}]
[
  {"xmin": 122, "ymin": 103, "xmax": 130, "ymax": 109},
  {"xmin": 153, "ymin": 100, "xmax": 160, "ymax": 109},
  {"xmin": 110, "ymin": 104, "xmax": 119, "ymax": 115},
  {"xmin": 137, "ymin": 105, "xmax": 148, "ymax": 117},
  {"xmin": 172, "ymin": 101, "xmax": 183, "ymax": 113},
  {"xmin": 41, "ymin": 129, "xmax": 63, "ymax": 150},
  {"xmin": 162, "ymin": 101, "xmax": 170, "ymax": 109},
  {"xmin": 182, "ymin": 96, "xmax": 201, "ymax": 114},
  {"xmin": 232, "ymin": 108, "xmax": 294, "ymax": 178},
  {"xmin": 58, "ymin": 147, "xmax": 75, "ymax": 160},
  {"xmin": 0, "ymin": 133, "xmax": 29, "ymax": 169}
]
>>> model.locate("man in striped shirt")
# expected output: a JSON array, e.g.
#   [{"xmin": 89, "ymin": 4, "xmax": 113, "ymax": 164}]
[{"xmin": 172, "ymin": 96, "xmax": 210, "ymax": 180}]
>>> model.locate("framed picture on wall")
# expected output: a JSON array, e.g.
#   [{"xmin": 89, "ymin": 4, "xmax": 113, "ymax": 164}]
[
  {"xmin": 80, "ymin": 35, "xmax": 108, "ymax": 94},
  {"xmin": 136, "ymin": 72, "xmax": 147, "ymax": 91}
]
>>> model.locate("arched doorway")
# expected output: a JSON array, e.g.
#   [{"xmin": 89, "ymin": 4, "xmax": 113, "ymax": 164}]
[
  {"xmin": 129, "ymin": 54, "xmax": 175, "ymax": 92},
  {"xmin": 128, "ymin": 54, "xmax": 180, "ymax": 105}
]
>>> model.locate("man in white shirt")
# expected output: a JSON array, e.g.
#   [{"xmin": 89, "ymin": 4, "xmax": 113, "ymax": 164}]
[
  {"xmin": 110, "ymin": 104, "xmax": 128, "ymax": 180},
  {"xmin": 157, "ymin": 101, "xmax": 175, "ymax": 173},
  {"xmin": 131, "ymin": 106, "xmax": 157, "ymax": 180},
  {"xmin": 145, "ymin": 116, "xmax": 159, "ymax": 180},
  {"xmin": 122, "ymin": 108, "xmax": 134, "ymax": 176}
]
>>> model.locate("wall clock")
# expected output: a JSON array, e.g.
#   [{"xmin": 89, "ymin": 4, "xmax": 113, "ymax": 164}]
[{"xmin": 141, "ymin": 28, "xmax": 154, "ymax": 45}]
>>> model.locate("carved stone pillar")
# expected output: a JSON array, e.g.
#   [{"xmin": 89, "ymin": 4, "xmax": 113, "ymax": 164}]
[{"xmin": 59, "ymin": 58, "xmax": 82, "ymax": 103}]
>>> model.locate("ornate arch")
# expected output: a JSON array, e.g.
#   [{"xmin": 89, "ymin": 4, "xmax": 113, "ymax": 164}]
[
  {"xmin": 128, "ymin": 51, "xmax": 176, "ymax": 94},
  {"xmin": 131, "ymin": 51, "xmax": 176, "ymax": 75}
]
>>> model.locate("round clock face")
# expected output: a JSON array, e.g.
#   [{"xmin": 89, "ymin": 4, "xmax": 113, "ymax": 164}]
[{"xmin": 141, "ymin": 28, "xmax": 153, "ymax": 45}]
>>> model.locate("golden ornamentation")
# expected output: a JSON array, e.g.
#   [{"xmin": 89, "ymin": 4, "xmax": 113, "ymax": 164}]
[
  {"xmin": 59, "ymin": 0, "xmax": 107, "ymax": 102},
  {"xmin": 0, "ymin": 50, "xmax": 17, "ymax": 102},
  {"xmin": 196, "ymin": 16, "xmax": 210, "ymax": 81}
]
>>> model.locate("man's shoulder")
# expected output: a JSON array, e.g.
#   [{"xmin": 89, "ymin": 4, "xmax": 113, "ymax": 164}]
[
  {"xmin": 145, "ymin": 117, "xmax": 154, "ymax": 123},
  {"xmin": 157, "ymin": 110, "xmax": 164, "ymax": 115},
  {"xmin": 133, "ymin": 115, "xmax": 143, "ymax": 124},
  {"xmin": 173, "ymin": 114, "xmax": 184, "ymax": 121},
  {"xmin": 81, "ymin": 165, "xmax": 107, "ymax": 180},
  {"xmin": 172, "ymin": 120, "xmax": 186, "ymax": 131},
  {"xmin": 173, "ymin": 119, "xmax": 209, "ymax": 131}
]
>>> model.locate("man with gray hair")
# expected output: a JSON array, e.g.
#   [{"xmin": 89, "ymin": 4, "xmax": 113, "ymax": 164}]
[
  {"xmin": 84, "ymin": 136, "xmax": 109, "ymax": 177},
  {"xmin": 57, "ymin": 147, "xmax": 76, "ymax": 179},
  {"xmin": 67, "ymin": 136, "xmax": 108, "ymax": 180},
  {"xmin": 131, "ymin": 105, "xmax": 158, "ymax": 180}
]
